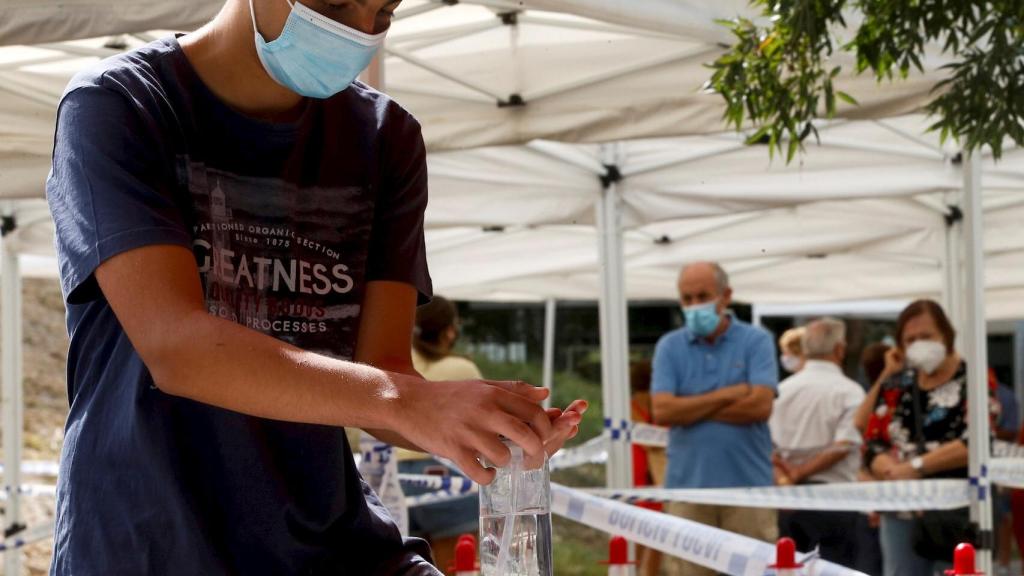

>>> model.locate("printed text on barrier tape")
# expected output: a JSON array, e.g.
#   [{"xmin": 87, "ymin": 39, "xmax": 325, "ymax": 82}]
[
  {"xmin": 584, "ymin": 479, "xmax": 973, "ymax": 512},
  {"xmin": 551, "ymin": 483, "xmax": 866, "ymax": 576}
]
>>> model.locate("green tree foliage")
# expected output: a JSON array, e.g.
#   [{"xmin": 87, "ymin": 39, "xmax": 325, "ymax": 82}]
[{"xmin": 708, "ymin": 1, "xmax": 1024, "ymax": 162}]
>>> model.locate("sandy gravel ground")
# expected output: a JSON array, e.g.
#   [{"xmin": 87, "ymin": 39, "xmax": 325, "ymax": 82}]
[{"xmin": 4, "ymin": 279, "xmax": 69, "ymax": 575}]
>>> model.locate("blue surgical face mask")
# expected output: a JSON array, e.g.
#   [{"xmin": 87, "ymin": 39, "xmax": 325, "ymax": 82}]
[
  {"xmin": 249, "ymin": 0, "xmax": 387, "ymax": 99},
  {"xmin": 682, "ymin": 301, "xmax": 721, "ymax": 337}
]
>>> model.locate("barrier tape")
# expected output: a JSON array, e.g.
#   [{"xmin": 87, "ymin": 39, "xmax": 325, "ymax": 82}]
[
  {"xmin": 994, "ymin": 442, "xmax": 1024, "ymax": 458},
  {"xmin": 583, "ymin": 479, "xmax": 971, "ymax": 511},
  {"xmin": 0, "ymin": 484, "xmax": 56, "ymax": 500},
  {"xmin": 0, "ymin": 461, "xmax": 60, "ymax": 478},
  {"xmin": 549, "ymin": 434, "xmax": 608, "ymax": 471},
  {"xmin": 405, "ymin": 484, "xmax": 479, "ymax": 508},
  {"xmin": 989, "ymin": 458, "xmax": 1024, "ymax": 489},
  {"xmin": 604, "ymin": 418, "xmax": 632, "ymax": 442},
  {"xmin": 551, "ymin": 483, "xmax": 866, "ymax": 576},
  {"xmin": 399, "ymin": 473, "xmax": 475, "ymax": 494}
]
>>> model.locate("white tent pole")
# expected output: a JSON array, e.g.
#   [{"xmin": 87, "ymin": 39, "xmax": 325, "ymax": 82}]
[
  {"xmin": 541, "ymin": 298, "xmax": 556, "ymax": 410},
  {"xmin": 962, "ymin": 151, "xmax": 993, "ymax": 574},
  {"xmin": 596, "ymin": 143, "xmax": 632, "ymax": 490},
  {"xmin": 942, "ymin": 195, "xmax": 964, "ymax": 349},
  {"xmin": 1, "ymin": 207, "xmax": 24, "ymax": 575}
]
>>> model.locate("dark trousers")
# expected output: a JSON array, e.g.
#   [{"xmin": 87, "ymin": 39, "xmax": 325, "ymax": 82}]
[{"xmin": 778, "ymin": 508, "xmax": 864, "ymax": 570}]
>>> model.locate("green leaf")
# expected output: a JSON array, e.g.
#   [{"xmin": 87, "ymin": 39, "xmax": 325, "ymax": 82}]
[{"xmin": 836, "ymin": 91, "xmax": 859, "ymax": 106}]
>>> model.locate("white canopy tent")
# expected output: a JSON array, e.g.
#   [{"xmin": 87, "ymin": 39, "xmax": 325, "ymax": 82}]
[
  {"xmin": 422, "ymin": 119, "xmax": 1024, "ymax": 317},
  {"xmin": 0, "ymin": 0, "xmax": 1014, "ymax": 571},
  {"xmin": 0, "ymin": 0, "xmax": 951, "ymax": 198}
]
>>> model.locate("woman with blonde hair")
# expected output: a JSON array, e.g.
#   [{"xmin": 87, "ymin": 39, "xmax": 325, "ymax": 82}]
[{"xmin": 779, "ymin": 326, "xmax": 806, "ymax": 374}]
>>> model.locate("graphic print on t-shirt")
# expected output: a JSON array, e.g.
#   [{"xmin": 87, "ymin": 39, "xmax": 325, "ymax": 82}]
[{"xmin": 183, "ymin": 160, "xmax": 372, "ymax": 360}]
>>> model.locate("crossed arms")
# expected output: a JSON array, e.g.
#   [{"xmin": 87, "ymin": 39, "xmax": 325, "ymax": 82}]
[{"xmin": 651, "ymin": 384, "xmax": 774, "ymax": 427}]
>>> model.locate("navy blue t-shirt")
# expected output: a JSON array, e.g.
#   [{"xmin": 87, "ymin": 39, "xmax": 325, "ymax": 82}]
[{"xmin": 46, "ymin": 37, "xmax": 436, "ymax": 575}]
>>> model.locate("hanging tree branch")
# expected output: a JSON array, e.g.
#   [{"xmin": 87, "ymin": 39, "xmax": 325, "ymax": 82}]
[{"xmin": 707, "ymin": 0, "xmax": 1024, "ymax": 162}]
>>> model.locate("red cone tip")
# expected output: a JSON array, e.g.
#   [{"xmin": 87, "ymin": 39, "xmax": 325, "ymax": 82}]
[
  {"xmin": 598, "ymin": 535, "xmax": 636, "ymax": 565},
  {"xmin": 454, "ymin": 539, "xmax": 477, "ymax": 572},
  {"xmin": 457, "ymin": 534, "xmax": 477, "ymax": 547},
  {"xmin": 945, "ymin": 543, "xmax": 983, "ymax": 576},
  {"xmin": 768, "ymin": 537, "xmax": 804, "ymax": 570},
  {"xmin": 608, "ymin": 536, "xmax": 629, "ymax": 565}
]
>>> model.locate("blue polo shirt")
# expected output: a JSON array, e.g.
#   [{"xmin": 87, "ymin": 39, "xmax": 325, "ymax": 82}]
[{"xmin": 652, "ymin": 316, "xmax": 778, "ymax": 489}]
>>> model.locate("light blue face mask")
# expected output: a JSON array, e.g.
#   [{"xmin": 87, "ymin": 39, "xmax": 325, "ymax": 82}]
[
  {"xmin": 682, "ymin": 301, "xmax": 721, "ymax": 337},
  {"xmin": 249, "ymin": 0, "xmax": 387, "ymax": 99}
]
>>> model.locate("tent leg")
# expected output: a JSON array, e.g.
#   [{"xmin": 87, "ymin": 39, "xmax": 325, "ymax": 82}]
[
  {"xmin": 541, "ymin": 298, "xmax": 556, "ymax": 410},
  {"xmin": 942, "ymin": 196, "xmax": 964, "ymax": 349},
  {"xmin": 962, "ymin": 151, "xmax": 993, "ymax": 574},
  {"xmin": 1, "ymin": 208, "xmax": 24, "ymax": 575},
  {"xmin": 596, "ymin": 143, "xmax": 632, "ymax": 491}
]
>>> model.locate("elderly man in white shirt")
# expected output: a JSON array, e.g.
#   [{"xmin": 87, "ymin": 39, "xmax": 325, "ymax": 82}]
[{"xmin": 769, "ymin": 317, "xmax": 866, "ymax": 566}]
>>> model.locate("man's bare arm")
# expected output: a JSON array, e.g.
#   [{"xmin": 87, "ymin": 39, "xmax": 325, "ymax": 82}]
[
  {"xmin": 96, "ymin": 245, "xmax": 553, "ymax": 484},
  {"xmin": 353, "ymin": 280, "xmax": 426, "ymax": 452},
  {"xmin": 652, "ymin": 385, "xmax": 749, "ymax": 427},
  {"xmin": 710, "ymin": 385, "xmax": 774, "ymax": 424},
  {"xmin": 781, "ymin": 443, "xmax": 854, "ymax": 484}
]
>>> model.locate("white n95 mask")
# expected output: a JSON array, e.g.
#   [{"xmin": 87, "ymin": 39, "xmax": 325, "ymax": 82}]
[{"xmin": 905, "ymin": 340, "xmax": 947, "ymax": 375}]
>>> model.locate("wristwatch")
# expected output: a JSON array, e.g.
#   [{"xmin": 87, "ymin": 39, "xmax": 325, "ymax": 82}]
[{"xmin": 910, "ymin": 456, "xmax": 925, "ymax": 474}]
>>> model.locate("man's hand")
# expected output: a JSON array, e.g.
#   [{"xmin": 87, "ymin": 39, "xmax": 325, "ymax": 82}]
[
  {"xmin": 390, "ymin": 377, "xmax": 578, "ymax": 484},
  {"xmin": 543, "ymin": 399, "xmax": 588, "ymax": 457},
  {"xmin": 772, "ymin": 453, "xmax": 797, "ymax": 485}
]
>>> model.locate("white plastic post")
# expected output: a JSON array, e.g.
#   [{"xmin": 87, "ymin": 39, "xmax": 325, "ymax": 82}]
[
  {"xmin": 942, "ymin": 194, "xmax": 964, "ymax": 349},
  {"xmin": 596, "ymin": 142, "xmax": 632, "ymax": 490},
  {"xmin": 542, "ymin": 298, "xmax": 556, "ymax": 410},
  {"xmin": 962, "ymin": 151, "xmax": 993, "ymax": 575},
  {"xmin": 1, "ymin": 208, "xmax": 24, "ymax": 575}
]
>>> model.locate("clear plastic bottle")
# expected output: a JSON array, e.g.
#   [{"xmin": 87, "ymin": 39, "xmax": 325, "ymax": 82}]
[{"xmin": 479, "ymin": 439, "xmax": 553, "ymax": 576}]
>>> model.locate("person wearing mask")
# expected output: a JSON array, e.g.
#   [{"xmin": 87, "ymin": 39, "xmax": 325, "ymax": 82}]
[
  {"xmin": 44, "ymin": 1, "xmax": 586, "ymax": 573},
  {"xmin": 861, "ymin": 300, "xmax": 991, "ymax": 576},
  {"xmin": 779, "ymin": 326, "xmax": 806, "ymax": 375},
  {"xmin": 652, "ymin": 261, "xmax": 778, "ymax": 576},
  {"xmin": 769, "ymin": 318, "xmax": 865, "ymax": 566}
]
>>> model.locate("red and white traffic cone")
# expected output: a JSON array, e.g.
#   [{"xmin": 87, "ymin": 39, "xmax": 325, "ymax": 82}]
[
  {"xmin": 945, "ymin": 543, "xmax": 984, "ymax": 576},
  {"xmin": 767, "ymin": 537, "xmax": 804, "ymax": 576},
  {"xmin": 453, "ymin": 534, "xmax": 479, "ymax": 576},
  {"xmin": 599, "ymin": 535, "xmax": 636, "ymax": 576}
]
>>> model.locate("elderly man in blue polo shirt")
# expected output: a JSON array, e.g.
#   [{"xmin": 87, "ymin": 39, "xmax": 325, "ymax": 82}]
[{"xmin": 652, "ymin": 261, "xmax": 779, "ymax": 576}]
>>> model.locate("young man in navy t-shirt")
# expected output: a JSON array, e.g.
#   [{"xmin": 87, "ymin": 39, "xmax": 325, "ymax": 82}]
[{"xmin": 46, "ymin": 1, "xmax": 586, "ymax": 573}]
